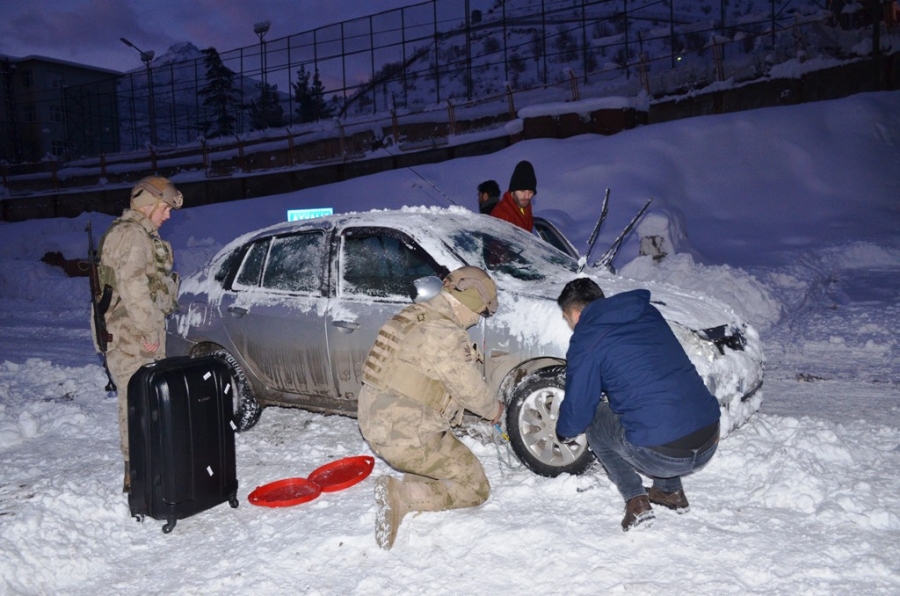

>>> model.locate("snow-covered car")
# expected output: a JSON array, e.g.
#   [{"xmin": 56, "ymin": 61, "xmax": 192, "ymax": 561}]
[{"xmin": 167, "ymin": 206, "xmax": 763, "ymax": 477}]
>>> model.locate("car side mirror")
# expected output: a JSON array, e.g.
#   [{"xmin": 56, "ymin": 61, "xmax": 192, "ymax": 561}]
[{"xmin": 413, "ymin": 276, "xmax": 443, "ymax": 303}]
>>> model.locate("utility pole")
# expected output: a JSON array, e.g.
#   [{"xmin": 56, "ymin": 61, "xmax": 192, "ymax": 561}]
[
  {"xmin": 120, "ymin": 38, "xmax": 157, "ymax": 146},
  {"xmin": 254, "ymin": 21, "xmax": 271, "ymax": 88}
]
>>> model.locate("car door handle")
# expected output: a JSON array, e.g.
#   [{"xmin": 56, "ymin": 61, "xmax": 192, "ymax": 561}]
[
  {"xmin": 228, "ymin": 306, "xmax": 248, "ymax": 317},
  {"xmin": 332, "ymin": 320, "xmax": 360, "ymax": 333}
]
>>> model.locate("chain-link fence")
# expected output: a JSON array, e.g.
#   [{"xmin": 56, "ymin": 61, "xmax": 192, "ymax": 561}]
[{"xmin": 0, "ymin": 1, "xmax": 865, "ymax": 165}]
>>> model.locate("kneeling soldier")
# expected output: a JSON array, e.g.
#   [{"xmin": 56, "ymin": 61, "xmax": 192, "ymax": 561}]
[{"xmin": 357, "ymin": 266, "xmax": 504, "ymax": 550}]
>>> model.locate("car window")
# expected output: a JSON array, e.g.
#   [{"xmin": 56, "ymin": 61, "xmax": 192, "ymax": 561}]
[
  {"xmin": 341, "ymin": 229, "xmax": 442, "ymax": 299},
  {"xmin": 261, "ymin": 232, "xmax": 326, "ymax": 293},
  {"xmin": 213, "ymin": 247, "xmax": 243, "ymax": 285},
  {"xmin": 448, "ymin": 229, "xmax": 577, "ymax": 281},
  {"xmin": 234, "ymin": 239, "xmax": 269, "ymax": 288},
  {"xmin": 533, "ymin": 218, "xmax": 578, "ymax": 259}
]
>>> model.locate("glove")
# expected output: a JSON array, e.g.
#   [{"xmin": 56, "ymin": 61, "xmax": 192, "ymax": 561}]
[{"xmin": 471, "ymin": 342, "xmax": 484, "ymax": 365}]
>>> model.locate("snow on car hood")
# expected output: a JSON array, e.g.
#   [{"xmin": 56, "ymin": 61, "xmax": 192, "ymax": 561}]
[{"xmin": 488, "ymin": 270, "xmax": 749, "ymax": 357}]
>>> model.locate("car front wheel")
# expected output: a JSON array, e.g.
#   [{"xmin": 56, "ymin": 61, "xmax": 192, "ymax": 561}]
[
  {"xmin": 506, "ymin": 365, "xmax": 594, "ymax": 477},
  {"xmin": 212, "ymin": 349, "xmax": 262, "ymax": 431}
]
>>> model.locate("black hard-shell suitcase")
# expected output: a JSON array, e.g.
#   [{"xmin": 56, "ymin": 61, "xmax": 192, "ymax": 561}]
[{"xmin": 127, "ymin": 355, "xmax": 239, "ymax": 533}]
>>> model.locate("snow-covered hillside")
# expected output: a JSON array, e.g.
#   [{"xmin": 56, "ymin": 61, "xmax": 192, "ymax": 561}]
[{"xmin": 113, "ymin": 0, "xmax": 871, "ymax": 150}]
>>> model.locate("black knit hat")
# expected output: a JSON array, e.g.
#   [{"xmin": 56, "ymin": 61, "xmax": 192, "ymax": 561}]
[{"xmin": 508, "ymin": 160, "xmax": 537, "ymax": 193}]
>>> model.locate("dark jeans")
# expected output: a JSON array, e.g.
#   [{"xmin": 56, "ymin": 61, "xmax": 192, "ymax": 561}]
[{"xmin": 585, "ymin": 402, "xmax": 719, "ymax": 503}]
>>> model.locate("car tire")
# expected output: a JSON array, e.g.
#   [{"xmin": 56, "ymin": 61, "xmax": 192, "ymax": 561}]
[
  {"xmin": 506, "ymin": 365, "xmax": 594, "ymax": 477},
  {"xmin": 212, "ymin": 349, "xmax": 262, "ymax": 432}
]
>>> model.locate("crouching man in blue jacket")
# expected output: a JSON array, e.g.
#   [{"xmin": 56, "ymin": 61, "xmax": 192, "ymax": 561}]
[{"xmin": 556, "ymin": 278, "xmax": 721, "ymax": 531}]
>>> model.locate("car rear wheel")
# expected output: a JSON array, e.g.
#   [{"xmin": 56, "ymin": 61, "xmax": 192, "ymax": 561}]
[
  {"xmin": 506, "ymin": 365, "xmax": 594, "ymax": 477},
  {"xmin": 212, "ymin": 349, "xmax": 262, "ymax": 431}
]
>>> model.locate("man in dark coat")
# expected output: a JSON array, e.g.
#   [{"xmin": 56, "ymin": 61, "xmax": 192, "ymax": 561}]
[
  {"xmin": 556, "ymin": 278, "xmax": 721, "ymax": 531},
  {"xmin": 477, "ymin": 180, "xmax": 501, "ymax": 215},
  {"xmin": 490, "ymin": 160, "xmax": 536, "ymax": 232}
]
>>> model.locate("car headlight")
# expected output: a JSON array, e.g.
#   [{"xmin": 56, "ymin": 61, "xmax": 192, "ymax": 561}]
[{"xmin": 697, "ymin": 325, "xmax": 747, "ymax": 355}]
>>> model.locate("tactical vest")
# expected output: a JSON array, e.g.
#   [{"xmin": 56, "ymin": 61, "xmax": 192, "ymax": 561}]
[
  {"xmin": 99, "ymin": 218, "xmax": 179, "ymax": 315},
  {"xmin": 362, "ymin": 303, "xmax": 452, "ymax": 414}
]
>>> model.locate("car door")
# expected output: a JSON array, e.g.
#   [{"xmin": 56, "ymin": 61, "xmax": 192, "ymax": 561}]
[
  {"xmin": 326, "ymin": 226, "xmax": 449, "ymax": 400},
  {"xmin": 218, "ymin": 230, "xmax": 337, "ymax": 399}
]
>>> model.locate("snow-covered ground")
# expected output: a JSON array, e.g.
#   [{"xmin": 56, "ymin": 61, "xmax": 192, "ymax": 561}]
[{"xmin": 1, "ymin": 91, "xmax": 899, "ymax": 594}]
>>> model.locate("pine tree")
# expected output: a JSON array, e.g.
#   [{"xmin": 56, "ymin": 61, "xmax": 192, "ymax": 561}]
[
  {"xmin": 292, "ymin": 65, "xmax": 312, "ymax": 122},
  {"xmin": 293, "ymin": 65, "xmax": 333, "ymax": 123},
  {"xmin": 198, "ymin": 47, "xmax": 239, "ymax": 138},
  {"xmin": 248, "ymin": 81, "xmax": 285, "ymax": 131},
  {"xmin": 309, "ymin": 68, "xmax": 333, "ymax": 122}
]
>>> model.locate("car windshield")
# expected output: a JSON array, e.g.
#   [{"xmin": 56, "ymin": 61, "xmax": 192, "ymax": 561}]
[{"xmin": 447, "ymin": 228, "xmax": 578, "ymax": 281}]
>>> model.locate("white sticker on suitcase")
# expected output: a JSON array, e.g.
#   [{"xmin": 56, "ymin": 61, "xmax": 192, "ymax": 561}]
[
  {"xmin": 203, "ymin": 372, "xmax": 212, "ymax": 380},
  {"xmin": 225, "ymin": 383, "xmax": 231, "ymax": 394},
  {"xmin": 229, "ymin": 420, "xmax": 237, "ymax": 431},
  {"xmin": 207, "ymin": 466, "xmax": 214, "ymax": 476}
]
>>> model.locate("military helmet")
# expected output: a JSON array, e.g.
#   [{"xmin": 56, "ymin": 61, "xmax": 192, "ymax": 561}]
[
  {"xmin": 443, "ymin": 266, "xmax": 498, "ymax": 316},
  {"xmin": 130, "ymin": 176, "xmax": 184, "ymax": 210}
]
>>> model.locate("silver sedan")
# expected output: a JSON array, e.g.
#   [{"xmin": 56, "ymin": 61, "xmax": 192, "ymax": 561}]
[{"xmin": 167, "ymin": 207, "xmax": 763, "ymax": 477}]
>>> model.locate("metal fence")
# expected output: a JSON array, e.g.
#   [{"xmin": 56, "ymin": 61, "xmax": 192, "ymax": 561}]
[{"xmin": 52, "ymin": 0, "xmax": 882, "ymax": 157}]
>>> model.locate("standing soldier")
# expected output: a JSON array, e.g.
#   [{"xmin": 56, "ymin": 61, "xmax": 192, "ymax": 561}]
[
  {"xmin": 358, "ymin": 266, "xmax": 504, "ymax": 550},
  {"xmin": 95, "ymin": 176, "xmax": 183, "ymax": 493}
]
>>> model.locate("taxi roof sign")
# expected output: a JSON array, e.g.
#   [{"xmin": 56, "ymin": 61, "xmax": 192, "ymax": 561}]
[{"xmin": 287, "ymin": 208, "xmax": 333, "ymax": 221}]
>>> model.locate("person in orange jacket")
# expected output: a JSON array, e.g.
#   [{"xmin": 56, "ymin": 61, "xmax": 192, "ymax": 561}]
[{"xmin": 490, "ymin": 160, "xmax": 536, "ymax": 232}]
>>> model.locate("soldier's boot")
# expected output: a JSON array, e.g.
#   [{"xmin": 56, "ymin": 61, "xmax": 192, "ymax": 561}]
[
  {"xmin": 374, "ymin": 476, "xmax": 453, "ymax": 549},
  {"xmin": 401, "ymin": 478, "xmax": 454, "ymax": 512},
  {"xmin": 122, "ymin": 460, "xmax": 131, "ymax": 494},
  {"xmin": 374, "ymin": 476, "xmax": 408, "ymax": 550}
]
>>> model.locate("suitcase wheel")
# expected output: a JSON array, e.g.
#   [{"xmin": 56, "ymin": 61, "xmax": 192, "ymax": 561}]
[
  {"xmin": 162, "ymin": 518, "xmax": 177, "ymax": 533},
  {"xmin": 229, "ymin": 496, "xmax": 239, "ymax": 509}
]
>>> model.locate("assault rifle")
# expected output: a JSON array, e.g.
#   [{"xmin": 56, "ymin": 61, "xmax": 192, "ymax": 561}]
[{"xmin": 86, "ymin": 221, "xmax": 117, "ymax": 392}]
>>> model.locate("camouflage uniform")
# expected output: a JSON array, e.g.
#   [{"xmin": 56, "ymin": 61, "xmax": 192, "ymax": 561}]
[
  {"xmin": 94, "ymin": 178, "xmax": 181, "ymax": 483},
  {"xmin": 358, "ymin": 290, "xmax": 500, "ymax": 518}
]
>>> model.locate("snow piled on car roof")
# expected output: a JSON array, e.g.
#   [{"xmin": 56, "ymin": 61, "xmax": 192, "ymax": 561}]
[{"xmin": 178, "ymin": 206, "xmax": 756, "ymax": 336}]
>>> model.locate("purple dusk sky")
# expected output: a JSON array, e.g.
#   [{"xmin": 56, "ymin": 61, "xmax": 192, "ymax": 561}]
[{"xmin": 0, "ymin": 0, "xmax": 415, "ymax": 73}]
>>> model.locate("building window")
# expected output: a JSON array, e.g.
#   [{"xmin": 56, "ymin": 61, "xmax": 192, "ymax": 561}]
[
  {"xmin": 51, "ymin": 140, "xmax": 67, "ymax": 158},
  {"xmin": 50, "ymin": 72, "xmax": 63, "ymax": 88},
  {"xmin": 22, "ymin": 70, "xmax": 33, "ymax": 87},
  {"xmin": 50, "ymin": 106, "xmax": 64, "ymax": 123},
  {"xmin": 24, "ymin": 105, "xmax": 36, "ymax": 122}
]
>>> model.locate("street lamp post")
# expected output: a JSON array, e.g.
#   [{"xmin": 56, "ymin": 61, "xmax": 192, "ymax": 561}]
[
  {"xmin": 253, "ymin": 21, "xmax": 271, "ymax": 88},
  {"xmin": 120, "ymin": 37, "xmax": 157, "ymax": 146}
]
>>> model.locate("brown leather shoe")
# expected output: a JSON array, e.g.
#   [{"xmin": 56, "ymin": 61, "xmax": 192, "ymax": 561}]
[
  {"xmin": 648, "ymin": 487, "xmax": 690, "ymax": 513},
  {"xmin": 621, "ymin": 495, "xmax": 655, "ymax": 531}
]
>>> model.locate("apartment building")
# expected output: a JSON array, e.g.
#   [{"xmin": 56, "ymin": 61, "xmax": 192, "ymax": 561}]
[{"xmin": 1, "ymin": 55, "xmax": 121, "ymax": 163}]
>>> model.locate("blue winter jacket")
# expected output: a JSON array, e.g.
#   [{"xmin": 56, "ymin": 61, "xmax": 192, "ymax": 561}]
[{"xmin": 556, "ymin": 289, "xmax": 720, "ymax": 446}]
